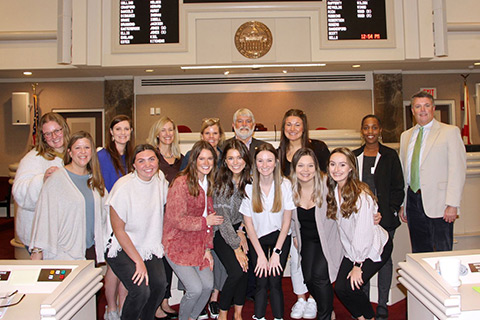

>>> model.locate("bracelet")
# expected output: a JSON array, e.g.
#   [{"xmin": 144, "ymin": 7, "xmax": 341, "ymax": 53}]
[{"xmin": 31, "ymin": 248, "xmax": 43, "ymax": 254}]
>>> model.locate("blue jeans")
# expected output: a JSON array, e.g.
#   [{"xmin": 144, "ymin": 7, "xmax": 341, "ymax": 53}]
[{"xmin": 106, "ymin": 250, "xmax": 167, "ymax": 320}]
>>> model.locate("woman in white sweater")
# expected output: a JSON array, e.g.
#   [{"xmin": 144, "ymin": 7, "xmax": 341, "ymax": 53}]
[
  {"xmin": 30, "ymin": 131, "xmax": 106, "ymax": 262},
  {"xmin": 105, "ymin": 144, "xmax": 169, "ymax": 320},
  {"xmin": 13, "ymin": 112, "xmax": 70, "ymax": 250}
]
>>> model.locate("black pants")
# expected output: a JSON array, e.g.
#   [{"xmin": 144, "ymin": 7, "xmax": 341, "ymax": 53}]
[
  {"xmin": 406, "ymin": 187, "xmax": 453, "ymax": 253},
  {"xmin": 106, "ymin": 250, "xmax": 167, "ymax": 320},
  {"xmin": 162, "ymin": 256, "xmax": 173, "ymax": 299},
  {"xmin": 335, "ymin": 235, "xmax": 393, "ymax": 319},
  {"xmin": 214, "ymin": 231, "xmax": 248, "ymax": 310},
  {"xmin": 248, "ymin": 231, "xmax": 291, "ymax": 319},
  {"xmin": 362, "ymin": 229, "xmax": 396, "ymax": 309},
  {"xmin": 300, "ymin": 239, "xmax": 332, "ymax": 320}
]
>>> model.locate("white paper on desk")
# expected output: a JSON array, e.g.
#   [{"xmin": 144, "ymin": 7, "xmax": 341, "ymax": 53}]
[{"xmin": 8, "ymin": 269, "xmax": 39, "ymax": 286}]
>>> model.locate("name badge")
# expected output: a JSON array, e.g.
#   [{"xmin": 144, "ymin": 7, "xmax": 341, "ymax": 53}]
[{"xmin": 371, "ymin": 167, "xmax": 375, "ymax": 174}]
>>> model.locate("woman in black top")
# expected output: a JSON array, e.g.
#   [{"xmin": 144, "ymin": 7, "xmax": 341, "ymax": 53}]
[
  {"xmin": 278, "ymin": 109, "xmax": 330, "ymax": 318},
  {"xmin": 352, "ymin": 114, "xmax": 404, "ymax": 319}
]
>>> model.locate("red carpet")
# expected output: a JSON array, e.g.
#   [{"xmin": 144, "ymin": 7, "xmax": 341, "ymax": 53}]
[{"xmin": 97, "ymin": 276, "xmax": 407, "ymax": 320}]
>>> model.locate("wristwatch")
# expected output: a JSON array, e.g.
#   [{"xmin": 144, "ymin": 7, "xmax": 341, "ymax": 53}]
[
  {"xmin": 354, "ymin": 262, "xmax": 363, "ymax": 268},
  {"xmin": 273, "ymin": 248, "xmax": 282, "ymax": 255}
]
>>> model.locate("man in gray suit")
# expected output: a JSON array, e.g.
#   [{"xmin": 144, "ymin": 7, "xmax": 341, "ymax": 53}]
[
  {"xmin": 399, "ymin": 91, "xmax": 466, "ymax": 253},
  {"xmin": 225, "ymin": 108, "xmax": 270, "ymax": 160}
]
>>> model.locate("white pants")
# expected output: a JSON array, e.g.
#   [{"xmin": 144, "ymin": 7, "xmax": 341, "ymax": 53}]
[{"xmin": 290, "ymin": 240, "xmax": 308, "ymax": 295}]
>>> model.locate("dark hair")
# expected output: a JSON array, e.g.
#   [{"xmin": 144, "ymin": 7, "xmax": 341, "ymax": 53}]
[
  {"xmin": 106, "ymin": 115, "xmax": 134, "ymax": 177},
  {"xmin": 64, "ymin": 131, "xmax": 105, "ymax": 197},
  {"xmin": 361, "ymin": 114, "xmax": 382, "ymax": 128},
  {"xmin": 36, "ymin": 112, "xmax": 71, "ymax": 160},
  {"xmin": 411, "ymin": 91, "xmax": 435, "ymax": 106},
  {"xmin": 132, "ymin": 144, "xmax": 161, "ymax": 166},
  {"xmin": 326, "ymin": 147, "xmax": 374, "ymax": 220},
  {"xmin": 214, "ymin": 139, "xmax": 251, "ymax": 199},
  {"xmin": 178, "ymin": 140, "xmax": 217, "ymax": 197},
  {"xmin": 278, "ymin": 109, "xmax": 311, "ymax": 173}
]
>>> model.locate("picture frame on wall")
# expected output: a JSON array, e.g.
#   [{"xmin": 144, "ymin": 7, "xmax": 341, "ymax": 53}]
[{"xmin": 53, "ymin": 109, "xmax": 105, "ymax": 148}]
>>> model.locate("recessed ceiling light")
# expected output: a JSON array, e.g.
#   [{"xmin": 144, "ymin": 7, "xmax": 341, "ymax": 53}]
[
  {"xmin": 282, "ymin": 70, "xmax": 288, "ymax": 74},
  {"xmin": 224, "ymin": 71, "xmax": 230, "ymax": 75},
  {"xmin": 145, "ymin": 69, "xmax": 154, "ymax": 73},
  {"xmin": 474, "ymin": 62, "xmax": 480, "ymax": 66},
  {"xmin": 352, "ymin": 65, "xmax": 361, "ymax": 68},
  {"xmin": 23, "ymin": 71, "xmax": 33, "ymax": 76}
]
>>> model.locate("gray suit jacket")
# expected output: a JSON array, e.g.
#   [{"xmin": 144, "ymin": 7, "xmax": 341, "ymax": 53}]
[{"xmin": 399, "ymin": 119, "xmax": 466, "ymax": 218}]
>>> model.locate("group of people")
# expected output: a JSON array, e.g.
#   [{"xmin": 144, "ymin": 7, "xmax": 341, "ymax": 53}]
[{"xmin": 11, "ymin": 90, "xmax": 466, "ymax": 320}]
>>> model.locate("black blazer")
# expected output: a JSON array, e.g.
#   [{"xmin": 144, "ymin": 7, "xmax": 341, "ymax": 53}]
[{"xmin": 353, "ymin": 143, "xmax": 405, "ymax": 231}]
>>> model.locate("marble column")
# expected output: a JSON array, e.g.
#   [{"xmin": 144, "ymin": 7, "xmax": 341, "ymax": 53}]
[
  {"xmin": 373, "ymin": 73, "xmax": 403, "ymax": 143},
  {"xmin": 104, "ymin": 79, "xmax": 134, "ymax": 143}
]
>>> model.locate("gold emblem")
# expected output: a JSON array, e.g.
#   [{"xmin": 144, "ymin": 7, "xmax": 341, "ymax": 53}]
[{"xmin": 235, "ymin": 21, "xmax": 273, "ymax": 59}]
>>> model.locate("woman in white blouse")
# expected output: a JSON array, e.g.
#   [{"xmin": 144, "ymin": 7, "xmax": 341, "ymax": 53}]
[
  {"xmin": 326, "ymin": 148, "xmax": 392, "ymax": 320},
  {"xmin": 240, "ymin": 143, "xmax": 295, "ymax": 320}
]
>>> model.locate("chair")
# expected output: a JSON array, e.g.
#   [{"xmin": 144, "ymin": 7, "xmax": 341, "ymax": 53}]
[
  {"xmin": 0, "ymin": 177, "xmax": 12, "ymax": 218},
  {"xmin": 177, "ymin": 125, "xmax": 192, "ymax": 133},
  {"xmin": 316, "ymin": 127, "xmax": 328, "ymax": 130}
]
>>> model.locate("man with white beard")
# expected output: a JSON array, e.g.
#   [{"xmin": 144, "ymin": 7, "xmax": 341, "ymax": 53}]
[{"xmin": 224, "ymin": 108, "xmax": 271, "ymax": 160}]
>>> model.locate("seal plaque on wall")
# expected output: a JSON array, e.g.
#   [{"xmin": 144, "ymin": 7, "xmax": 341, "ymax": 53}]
[{"xmin": 235, "ymin": 21, "xmax": 273, "ymax": 59}]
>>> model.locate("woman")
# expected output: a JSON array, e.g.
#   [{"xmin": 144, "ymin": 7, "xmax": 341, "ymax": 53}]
[
  {"xmin": 278, "ymin": 109, "xmax": 330, "ymax": 176},
  {"xmin": 290, "ymin": 148, "xmax": 343, "ymax": 320},
  {"xmin": 105, "ymin": 144, "xmax": 169, "ymax": 320},
  {"xmin": 239, "ymin": 144, "xmax": 295, "ymax": 320},
  {"xmin": 98, "ymin": 115, "xmax": 134, "ymax": 320},
  {"xmin": 13, "ymin": 112, "xmax": 70, "ymax": 251},
  {"xmin": 353, "ymin": 115, "xmax": 404, "ymax": 319},
  {"xmin": 180, "ymin": 118, "xmax": 225, "ymax": 170},
  {"xmin": 30, "ymin": 131, "xmax": 105, "ymax": 263},
  {"xmin": 326, "ymin": 148, "xmax": 392, "ymax": 320},
  {"xmin": 147, "ymin": 116, "xmax": 184, "ymax": 184},
  {"xmin": 163, "ymin": 140, "xmax": 224, "ymax": 320},
  {"xmin": 213, "ymin": 140, "xmax": 251, "ymax": 320},
  {"xmin": 179, "ymin": 117, "xmax": 227, "ymax": 319},
  {"xmin": 278, "ymin": 109, "xmax": 329, "ymax": 319},
  {"xmin": 147, "ymin": 116, "xmax": 184, "ymax": 318}
]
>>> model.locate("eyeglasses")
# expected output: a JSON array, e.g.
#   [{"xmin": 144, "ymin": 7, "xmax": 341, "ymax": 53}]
[
  {"xmin": 43, "ymin": 128, "xmax": 63, "ymax": 139},
  {"xmin": 202, "ymin": 118, "xmax": 220, "ymax": 124}
]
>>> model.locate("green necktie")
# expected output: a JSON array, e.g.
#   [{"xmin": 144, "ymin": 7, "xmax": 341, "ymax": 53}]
[{"xmin": 410, "ymin": 126, "xmax": 423, "ymax": 192}]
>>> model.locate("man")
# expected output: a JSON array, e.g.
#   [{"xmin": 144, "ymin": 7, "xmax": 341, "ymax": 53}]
[
  {"xmin": 225, "ymin": 108, "xmax": 270, "ymax": 159},
  {"xmin": 399, "ymin": 91, "xmax": 466, "ymax": 253}
]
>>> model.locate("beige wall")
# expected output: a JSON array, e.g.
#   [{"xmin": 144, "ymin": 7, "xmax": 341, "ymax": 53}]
[
  {"xmin": 403, "ymin": 73, "xmax": 480, "ymax": 143},
  {"xmin": 135, "ymin": 90, "xmax": 373, "ymax": 145},
  {"xmin": 0, "ymin": 81, "xmax": 104, "ymax": 175}
]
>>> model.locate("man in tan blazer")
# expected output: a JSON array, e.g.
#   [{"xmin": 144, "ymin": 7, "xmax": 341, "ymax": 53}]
[{"xmin": 399, "ymin": 91, "xmax": 466, "ymax": 253}]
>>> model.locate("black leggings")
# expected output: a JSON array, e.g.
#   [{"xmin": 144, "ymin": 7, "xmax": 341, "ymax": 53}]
[
  {"xmin": 214, "ymin": 231, "xmax": 248, "ymax": 310},
  {"xmin": 300, "ymin": 239, "xmax": 332, "ymax": 320},
  {"xmin": 334, "ymin": 236, "xmax": 393, "ymax": 319},
  {"xmin": 248, "ymin": 231, "xmax": 291, "ymax": 319}
]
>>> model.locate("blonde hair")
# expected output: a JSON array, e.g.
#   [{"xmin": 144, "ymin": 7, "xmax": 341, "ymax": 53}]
[
  {"xmin": 147, "ymin": 116, "xmax": 182, "ymax": 159},
  {"xmin": 290, "ymin": 148, "xmax": 324, "ymax": 207},
  {"xmin": 36, "ymin": 112, "xmax": 71, "ymax": 160},
  {"xmin": 200, "ymin": 118, "xmax": 225, "ymax": 146},
  {"xmin": 252, "ymin": 144, "xmax": 283, "ymax": 213},
  {"xmin": 64, "ymin": 131, "xmax": 105, "ymax": 197}
]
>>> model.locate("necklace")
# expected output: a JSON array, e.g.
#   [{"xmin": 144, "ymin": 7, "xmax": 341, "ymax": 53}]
[{"xmin": 161, "ymin": 152, "xmax": 174, "ymax": 159}]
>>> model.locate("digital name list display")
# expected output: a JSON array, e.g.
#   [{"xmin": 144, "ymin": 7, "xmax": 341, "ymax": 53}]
[
  {"xmin": 119, "ymin": 0, "xmax": 179, "ymax": 45},
  {"xmin": 326, "ymin": 0, "xmax": 387, "ymax": 41}
]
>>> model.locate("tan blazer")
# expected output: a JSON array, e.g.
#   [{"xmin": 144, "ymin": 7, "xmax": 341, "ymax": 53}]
[{"xmin": 399, "ymin": 119, "xmax": 466, "ymax": 219}]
